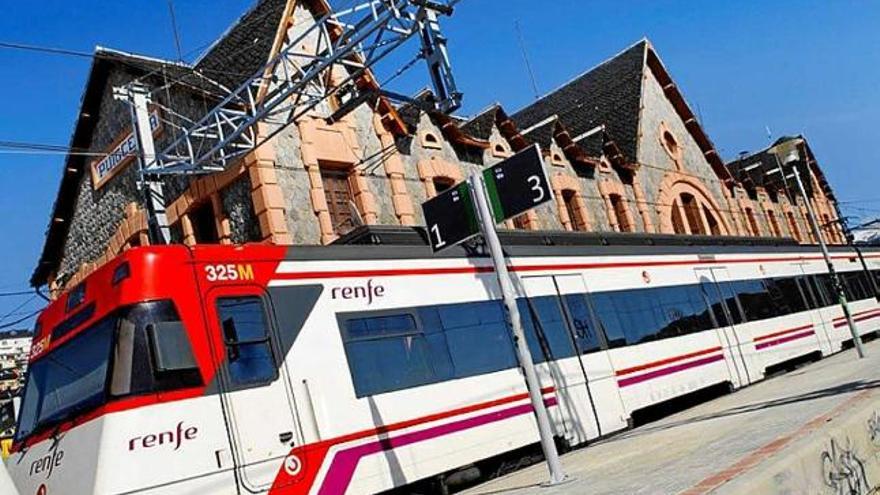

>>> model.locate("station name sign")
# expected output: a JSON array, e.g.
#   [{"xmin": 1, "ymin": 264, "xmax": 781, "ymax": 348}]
[{"xmin": 90, "ymin": 110, "xmax": 162, "ymax": 189}]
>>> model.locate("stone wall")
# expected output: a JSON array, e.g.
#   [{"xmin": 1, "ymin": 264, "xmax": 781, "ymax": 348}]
[
  {"xmin": 58, "ymin": 69, "xmax": 144, "ymax": 281},
  {"xmin": 637, "ymin": 67, "xmax": 734, "ymax": 235}
]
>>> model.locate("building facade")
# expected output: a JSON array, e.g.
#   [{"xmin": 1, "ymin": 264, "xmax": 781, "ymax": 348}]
[{"xmin": 31, "ymin": 0, "xmax": 847, "ymax": 294}]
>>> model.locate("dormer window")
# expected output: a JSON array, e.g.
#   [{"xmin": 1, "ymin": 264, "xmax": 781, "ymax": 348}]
[
  {"xmin": 421, "ymin": 131, "xmax": 442, "ymax": 150},
  {"xmin": 492, "ymin": 142, "xmax": 511, "ymax": 158}
]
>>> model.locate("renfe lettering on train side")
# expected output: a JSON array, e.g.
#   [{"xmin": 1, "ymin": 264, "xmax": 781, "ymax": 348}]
[
  {"xmin": 331, "ymin": 279, "xmax": 385, "ymax": 305},
  {"xmin": 29, "ymin": 449, "xmax": 63, "ymax": 479},
  {"xmin": 128, "ymin": 422, "xmax": 197, "ymax": 452}
]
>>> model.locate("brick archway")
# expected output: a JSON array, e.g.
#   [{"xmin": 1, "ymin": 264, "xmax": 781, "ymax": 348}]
[{"xmin": 656, "ymin": 172, "xmax": 731, "ymax": 236}]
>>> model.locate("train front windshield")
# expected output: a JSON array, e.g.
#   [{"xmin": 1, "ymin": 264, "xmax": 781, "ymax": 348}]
[
  {"xmin": 16, "ymin": 300, "xmax": 200, "ymax": 442},
  {"xmin": 16, "ymin": 317, "xmax": 115, "ymax": 441}
]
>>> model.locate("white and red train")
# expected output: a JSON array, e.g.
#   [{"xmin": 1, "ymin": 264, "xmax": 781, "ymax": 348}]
[{"xmin": 7, "ymin": 230, "xmax": 880, "ymax": 494}]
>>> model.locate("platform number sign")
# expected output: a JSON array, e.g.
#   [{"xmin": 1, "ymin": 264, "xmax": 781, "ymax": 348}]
[
  {"xmin": 482, "ymin": 144, "xmax": 552, "ymax": 222},
  {"xmin": 422, "ymin": 182, "xmax": 479, "ymax": 252},
  {"xmin": 421, "ymin": 144, "xmax": 553, "ymax": 253}
]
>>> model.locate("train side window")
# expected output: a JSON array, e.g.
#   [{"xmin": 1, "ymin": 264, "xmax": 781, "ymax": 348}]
[
  {"xmin": 561, "ymin": 294, "xmax": 602, "ymax": 354},
  {"xmin": 698, "ymin": 281, "xmax": 729, "ymax": 328},
  {"xmin": 217, "ymin": 297, "xmax": 278, "ymax": 387},
  {"xmin": 588, "ymin": 293, "xmax": 627, "ymax": 349},
  {"xmin": 730, "ymin": 280, "xmax": 774, "ymax": 321},
  {"xmin": 517, "ymin": 297, "xmax": 576, "ymax": 363},
  {"xmin": 810, "ymin": 275, "xmax": 832, "ymax": 307},
  {"xmin": 796, "ymin": 277, "xmax": 818, "ymax": 309},
  {"xmin": 842, "ymin": 272, "xmax": 871, "ymax": 301},
  {"xmin": 767, "ymin": 278, "xmax": 808, "ymax": 314},
  {"xmin": 421, "ymin": 301, "xmax": 517, "ymax": 377},
  {"xmin": 342, "ymin": 313, "xmax": 445, "ymax": 397}
]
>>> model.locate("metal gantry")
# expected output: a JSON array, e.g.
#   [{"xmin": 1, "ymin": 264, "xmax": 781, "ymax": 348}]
[{"xmin": 120, "ymin": 0, "xmax": 462, "ymax": 178}]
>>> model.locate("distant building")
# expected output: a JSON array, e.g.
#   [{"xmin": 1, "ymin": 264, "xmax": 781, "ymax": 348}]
[
  {"xmin": 726, "ymin": 136, "xmax": 845, "ymax": 244},
  {"xmin": 0, "ymin": 330, "xmax": 31, "ymax": 439},
  {"xmin": 852, "ymin": 219, "xmax": 880, "ymax": 245},
  {"xmin": 29, "ymin": 0, "xmax": 848, "ymax": 296},
  {"xmin": 0, "ymin": 330, "xmax": 31, "ymax": 390}
]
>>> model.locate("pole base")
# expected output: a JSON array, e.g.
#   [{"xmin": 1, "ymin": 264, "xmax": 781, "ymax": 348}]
[{"xmin": 540, "ymin": 475, "xmax": 575, "ymax": 488}]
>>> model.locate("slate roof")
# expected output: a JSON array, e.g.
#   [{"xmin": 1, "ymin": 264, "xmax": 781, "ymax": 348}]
[
  {"xmin": 512, "ymin": 40, "xmax": 646, "ymax": 162},
  {"xmin": 194, "ymin": 0, "xmax": 288, "ymax": 90},
  {"xmin": 577, "ymin": 131, "xmax": 605, "ymax": 158},
  {"xmin": 459, "ymin": 104, "xmax": 502, "ymax": 140},
  {"xmin": 521, "ymin": 117, "xmax": 558, "ymax": 147},
  {"xmin": 725, "ymin": 135, "xmax": 833, "ymax": 199},
  {"xmin": 726, "ymin": 150, "xmax": 789, "ymax": 192}
]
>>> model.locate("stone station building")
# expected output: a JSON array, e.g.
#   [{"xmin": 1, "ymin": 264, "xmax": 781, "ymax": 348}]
[{"xmin": 30, "ymin": 0, "xmax": 846, "ymax": 295}]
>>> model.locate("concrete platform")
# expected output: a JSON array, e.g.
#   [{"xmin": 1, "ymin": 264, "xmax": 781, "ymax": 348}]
[{"xmin": 463, "ymin": 339, "xmax": 880, "ymax": 495}]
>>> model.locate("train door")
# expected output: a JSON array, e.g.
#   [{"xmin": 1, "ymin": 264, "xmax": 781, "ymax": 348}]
[
  {"xmin": 520, "ymin": 275, "xmax": 627, "ymax": 445},
  {"xmin": 204, "ymin": 285, "xmax": 305, "ymax": 492},
  {"xmin": 793, "ymin": 265, "xmax": 834, "ymax": 356},
  {"xmin": 694, "ymin": 268, "xmax": 753, "ymax": 386}
]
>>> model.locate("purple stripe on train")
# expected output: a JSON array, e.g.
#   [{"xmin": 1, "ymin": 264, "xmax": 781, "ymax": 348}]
[
  {"xmin": 754, "ymin": 330, "xmax": 815, "ymax": 350},
  {"xmin": 617, "ymin": 354, "xmax": 725, "ymax": 388},
  {"xmin": 317, "ymin": 397, "xmax": 559, "ymax": 495}
]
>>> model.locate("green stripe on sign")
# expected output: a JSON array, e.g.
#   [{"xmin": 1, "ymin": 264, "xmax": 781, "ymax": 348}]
[
  {"xmin": 482, "ymin": 169, "xmax": 505, "ymax": 223},
  {"xmin": 457, "ymin": 182, "xmax": 479, "ymax": 234}
]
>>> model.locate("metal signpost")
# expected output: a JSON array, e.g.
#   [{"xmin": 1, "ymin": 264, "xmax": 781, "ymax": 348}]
[
  {"xmin": 422, "ymin": 144, "xmax": 568, "ymax": 485},
  {"xmin": 776, "ymin": 142, "xmax": 866, "ymax": 358}
]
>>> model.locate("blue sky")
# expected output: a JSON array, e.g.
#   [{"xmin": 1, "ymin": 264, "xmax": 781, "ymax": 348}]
[{"xmin": 0, "ymin": 0, "xmax": 878, "ymax": 328}]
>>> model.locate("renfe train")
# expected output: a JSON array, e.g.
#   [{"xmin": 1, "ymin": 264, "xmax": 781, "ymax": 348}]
[{"xmin": 7, "ymin": 229, "xmax": 880, "ymax": 495}]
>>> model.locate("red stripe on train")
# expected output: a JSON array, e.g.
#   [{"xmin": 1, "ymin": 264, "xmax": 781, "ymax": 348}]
[
  {"xmin": 615, "ymin": 347, "xmax": 722, "ymax": 376},
  {"xmin": 753, "ymin": 323, "xmax": 814, "ymax": 343},
  {"xmin": 271, "ymin": 254, "xmax": 880, "ymax": 281}
]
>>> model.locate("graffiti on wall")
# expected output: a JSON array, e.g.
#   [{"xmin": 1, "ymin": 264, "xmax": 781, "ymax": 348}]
[
  {"xmin": 867, "ymin": 411, "xmax": 880, "ymax": 448},
  {"xmin": 820, "ymin": 437, "xmax": 870, "ymax": 495}
]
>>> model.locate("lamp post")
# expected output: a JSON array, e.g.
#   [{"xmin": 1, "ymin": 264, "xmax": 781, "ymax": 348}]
[{"xmin": 779, "ymin": 144, "xmax": 866, "ymax": 358}]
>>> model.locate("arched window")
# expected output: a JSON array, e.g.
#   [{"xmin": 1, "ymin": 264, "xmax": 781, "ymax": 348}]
[
  {"xmin": 663, "ymin": 131, "xmax": 678, "ymax": 156},
  {"xmin": 821, "ymin": 214, "xmax": 834, "ymax": 242},
  {"xmin": 421, "ymin": 131, "xmax": 441, "ymax": 149},
  {"xmin": 671, "ymin": 200, "xmax": 687, "ymax": 235},
  {"xmin": 703, "ymin": 206, "xmax": 721, "ymax": 236},
  {"xmin": 659, "ymin": 122, "xmax": 683, "ymax": 169},
  {"xmin": 786, "ymin": 211, "xmax": 801, "ymax": 241},
  {"xmin": 609, "ymin": 194, "xmax": 632, "ymax": 232},
  {"xmin": 432, "ymin": 176, "xmax": 455, "ymax": 195},
  {"xmin": 680, "ymin": 193, "xmax": 705, "ymax": 235},
  {"xmin": 767, "ymin": 210, "xmax": 782, "ymax": 237},
  {"xmin": 562, "ymin": 190, "xmax": 586, "ymax": 231},
  {"xmin": 744, "ymin": 207, "xmax": 759, "ymax": 236}
]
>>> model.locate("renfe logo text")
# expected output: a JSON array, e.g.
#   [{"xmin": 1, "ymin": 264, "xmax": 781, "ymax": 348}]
[
  {"xmin": 29, "ymin": 449, "xmax": 63, "ymax": 479},
  {"xmin": 129, "ymin": 421, "xmax": 198, "ymax": 452},
  {"xmin": 331, "ymin": 279, "xmax": 385, "ymax": 305}
]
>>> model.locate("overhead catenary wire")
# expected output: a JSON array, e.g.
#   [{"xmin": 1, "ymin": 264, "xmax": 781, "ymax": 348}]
[
  {"xmin": 0, "ymin": 309, "xmax": 43, "ymax": 331},
  {"xmin": 0, "ymin": 290, "xmax": 41, "ymax": 298},
  {"xmin": 0, "ymin": 295, "xmax": 37, "ymax": 325}
]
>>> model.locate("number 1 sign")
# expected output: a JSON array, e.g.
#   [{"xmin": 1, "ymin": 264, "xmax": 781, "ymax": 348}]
[{"xmin": 421, "ymin": 181, "xmax": 480, "ymax": 252}]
